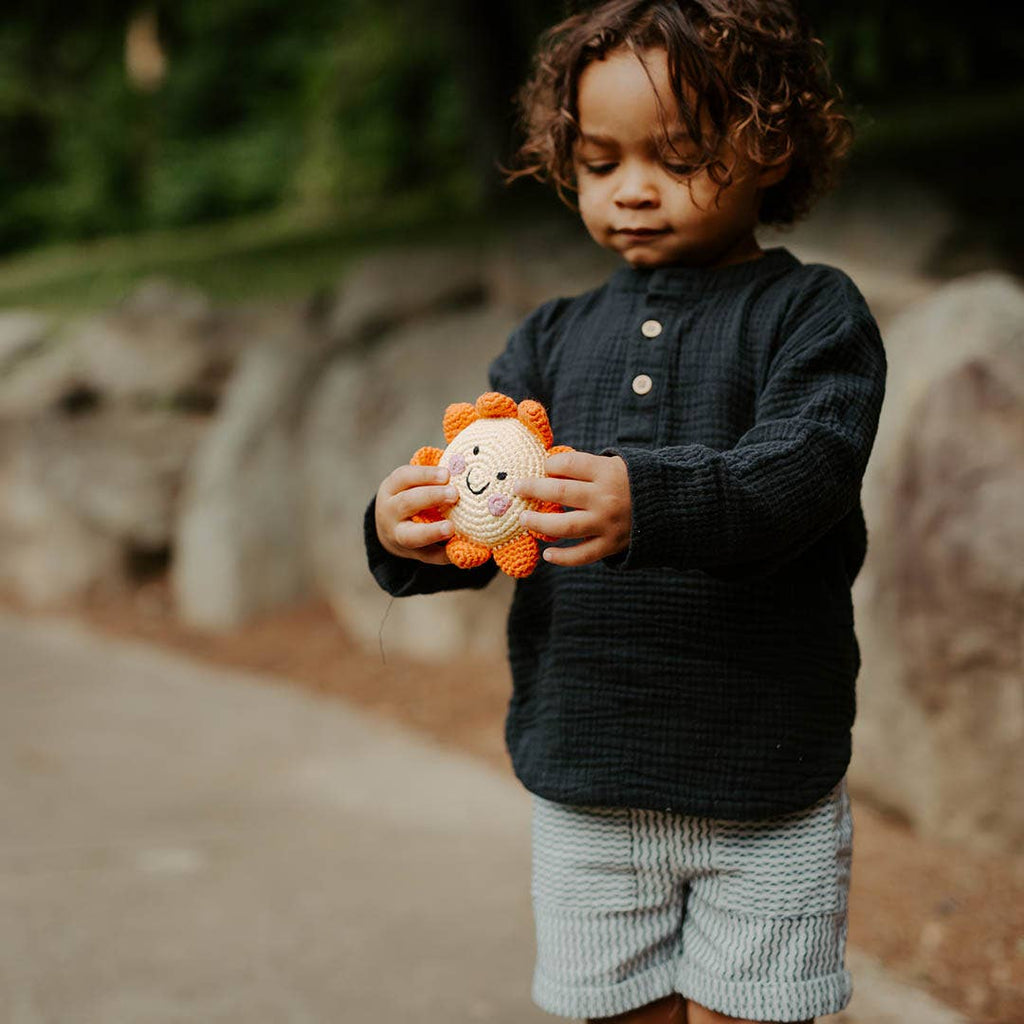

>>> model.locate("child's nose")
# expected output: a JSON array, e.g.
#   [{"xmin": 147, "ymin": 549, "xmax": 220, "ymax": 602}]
[{"xmin": 614, "ymin": 162, "xmax": 659, "ymax": 207}]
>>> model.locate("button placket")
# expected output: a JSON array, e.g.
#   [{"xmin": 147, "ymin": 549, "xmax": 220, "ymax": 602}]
[
  {"xmin": 617, "ymin": 307, "xmax": 667, "ymax": 444},
  {"xmin": 633, "ymin": 317, "xmax": 660, "ymax": 395}
]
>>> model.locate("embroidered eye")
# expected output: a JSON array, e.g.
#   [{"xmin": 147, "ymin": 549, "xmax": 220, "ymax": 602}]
[{"xmin": 496, "ymin": 472, "xmax": 507, "ymax": 480}]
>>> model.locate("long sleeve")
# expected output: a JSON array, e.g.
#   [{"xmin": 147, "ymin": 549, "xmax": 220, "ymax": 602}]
[
  {"xmin": 363, "ymin": 297, "xmax": 563, "ymax": 597},
  {"xmin": 601, "ymin": 307, "xmax": 887, "ymax": 579}
]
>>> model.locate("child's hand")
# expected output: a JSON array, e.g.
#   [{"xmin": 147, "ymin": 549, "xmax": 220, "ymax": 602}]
[
  {"xmin": 514, "ymin": 452, "xmax": 632, "ymax": 567},
  {"xmin": 374, "ymin": 465, "xmax": 458, "ymax": 565}
]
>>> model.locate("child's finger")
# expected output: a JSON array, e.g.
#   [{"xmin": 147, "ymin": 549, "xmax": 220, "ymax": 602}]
[
  {"xmin": 541, "ymin": 538, "xmax": 604, "ymax": 567},
  {"xmin": 543, "ymin": 450, "xmax": 600, "ymax": 481},
  {"xmin": 415, "ymin": 542, "xmax": 453, "ymax": 566},
  {"xmin": 394, "ymin": 518, "xmax": 455, "ymax": 550},
  {"xmin": 519, "ymin": 508, "xmax": 590, "ymax": 539},
  {"xmin": 394, "ymin": 484, "xmax": 459, "ymax": 520},
  {"xmin": 514, "ymin": 475, "xmax": 589, "ymax": 508},
  {"xmin": 384, "ymin": 463, "xmax": 449, "ymax": 497}
]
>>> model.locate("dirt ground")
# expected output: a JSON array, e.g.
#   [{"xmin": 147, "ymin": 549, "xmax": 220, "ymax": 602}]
[{"xmin": 16, "ymin": 579, "xmax": 1022, "ymax": 1024}]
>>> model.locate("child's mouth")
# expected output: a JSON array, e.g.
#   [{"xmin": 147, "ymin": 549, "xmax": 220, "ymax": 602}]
[{"xmin": 616, "ymin": 227, "xmax": 668, "ymax": 239}]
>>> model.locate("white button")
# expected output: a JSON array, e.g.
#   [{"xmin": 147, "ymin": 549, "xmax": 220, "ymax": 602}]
[
  {"xmin": 632, "ymin": 374, "xmax": 653, "ymax": 395},
  {"xmin": 641, "ymin": 319, "xmax": 662, "ymax": 338}
]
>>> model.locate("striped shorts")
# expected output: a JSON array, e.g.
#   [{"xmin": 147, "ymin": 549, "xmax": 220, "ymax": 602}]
[{"xmin": 530, "ymin": 779, "xmax": 852, "ymax": 1022}]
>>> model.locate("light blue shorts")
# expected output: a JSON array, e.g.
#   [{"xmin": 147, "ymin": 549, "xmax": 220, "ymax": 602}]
[{"xmin": 530, "ymin": 779, "xmax": 852, "ymax": 1022}]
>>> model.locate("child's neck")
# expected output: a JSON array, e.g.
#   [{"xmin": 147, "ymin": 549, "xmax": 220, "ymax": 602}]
[
  {"xmin": 702, "ymin": 232, "xmax": 764, "ymax": 269},
  {"xmin": 627, "ymin": 234, "xmax": 764, "ymax": 272}
]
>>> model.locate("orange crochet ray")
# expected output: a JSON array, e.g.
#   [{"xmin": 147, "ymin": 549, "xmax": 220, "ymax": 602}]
[{"xmin": 410, "ymin": 391, "xmax": 572, "ymax": 578}]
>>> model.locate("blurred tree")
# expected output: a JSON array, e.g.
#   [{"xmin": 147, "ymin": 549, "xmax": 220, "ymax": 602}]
[
  {"xmin": 800, "ymin": 0, "xmax": 1024, "ymax": 101},
  {"xmin": 125, "ymin": 7, "xmax": 167, "ymax": 92},
  {"xmin": 430, "ymin": 0, "xmax": 564, "ymax": 204},
  {"xmin": 0, "ymin": 2, "xmax": 139, "ymax": 248}
]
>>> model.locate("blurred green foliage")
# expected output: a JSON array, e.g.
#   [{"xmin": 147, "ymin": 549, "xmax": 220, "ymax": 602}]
[
  {"xmin": 0, "ymin": 1, "xmax": 1020, "ymax": 257},
  {"xmin": 0, "ymin": 0, "xmax": 493, "ymax": 252}
]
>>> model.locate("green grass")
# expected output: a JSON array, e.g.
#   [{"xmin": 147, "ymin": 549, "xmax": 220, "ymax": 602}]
[{"xmin": 0, "ymin": 194, "xmax": 514, "ymax": 313}]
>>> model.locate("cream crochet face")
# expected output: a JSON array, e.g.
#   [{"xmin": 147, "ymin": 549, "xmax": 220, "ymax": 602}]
[{"xmin": 440, "ymin": 416, "xmax": 547, "ymax": 549}]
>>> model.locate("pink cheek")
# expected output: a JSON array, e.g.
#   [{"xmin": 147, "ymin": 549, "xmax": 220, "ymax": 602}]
[
  {"xmin": 488, "ymin": 494, "xmax": 511, "ymax": 517},
  {"xmin": 448, "ymin": 454, "xmax": 466, "ymax": 474}
]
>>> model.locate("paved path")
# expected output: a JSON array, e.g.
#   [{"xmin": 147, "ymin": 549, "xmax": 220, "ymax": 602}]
[{"xmin": 0, "ymin": 613, "xmax": 965, "ymax": 1023}]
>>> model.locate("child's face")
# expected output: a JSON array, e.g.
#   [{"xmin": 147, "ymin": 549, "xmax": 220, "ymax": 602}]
[{"xmin": 573, "ymin": 47, "xmax": 787, "ymax": 269}]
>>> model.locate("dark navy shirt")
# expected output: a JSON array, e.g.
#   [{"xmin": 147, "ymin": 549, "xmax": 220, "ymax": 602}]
[{"xmin": 364, "ymin": 246, "xmax": 887, "ymax": 819}]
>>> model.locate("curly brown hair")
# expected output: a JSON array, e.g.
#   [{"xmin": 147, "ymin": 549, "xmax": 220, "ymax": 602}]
[{"xmin": 507, "ymin": 0, "xmax": 853, "ymax": 225}]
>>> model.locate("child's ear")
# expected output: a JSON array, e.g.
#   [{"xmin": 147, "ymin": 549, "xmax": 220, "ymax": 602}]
[{"xmin": 756, "ymin": 155, "xmax": 791, "ymax": 188}]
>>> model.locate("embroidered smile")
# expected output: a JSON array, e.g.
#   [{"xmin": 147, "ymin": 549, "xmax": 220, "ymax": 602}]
[{"xmin": 466, "ymin": 470, "xmax": 490, "ymax": 495}]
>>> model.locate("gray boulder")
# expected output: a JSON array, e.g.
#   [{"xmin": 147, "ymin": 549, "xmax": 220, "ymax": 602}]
[
  {"xmin": 0, "ymin": 311, "xmax": 76, "ymax": 418},
  {"xmin": 326, "ymin": 245, "xmax": 489, "ymax": 348},
  {"xmin": 172, "ymin": 328, "xmax": 326, "ymax": 630},
  {"xmin": 482, "ymin": 222, "xmax": 618, "ymax": 316},
  {"xmin": 63, "ymin": 278, "xmax": 230, "ymax": 406},
  {"xmin": 852, "ymin": 273, "xmax": 1024, "ymax": 853},
  {"xmin": 0, "ymin": 425, "xmax": 119, "ymax": 606},
  {"xmin": 0, "ymin": 411, "xmax": 206, "ymax": 606},
  {"xmin": 0, "ymin": 310, "xmax": 57, "ymax": 367},
  {"xmin": 0, "ymin": 278, "xmax": 241, "ymax": 419}
]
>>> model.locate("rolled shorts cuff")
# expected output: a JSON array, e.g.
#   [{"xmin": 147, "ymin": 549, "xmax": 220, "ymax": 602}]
[
  {"xmin": 532, "ymin": 958, "xmax": 676, "ymax": 1020},
  {"xmin": 675, "ymin": 957, "xmax": 852, "ymax": 1023}
]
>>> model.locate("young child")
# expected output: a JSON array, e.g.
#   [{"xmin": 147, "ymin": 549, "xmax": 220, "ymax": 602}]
[{"xmin": 365, "ymin": 1, "xmax": 886, "ymax": 1021}]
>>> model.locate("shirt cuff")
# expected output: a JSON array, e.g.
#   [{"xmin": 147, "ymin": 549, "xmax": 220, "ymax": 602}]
[
  {"xmin": 363, "ymin": 496, "xmax": 423, "ymax": 596},
  {"xmin": 598, "ymin": 446, "xmax": 657, "ymax": 572},
  {"xmin": 598, "ymin": 444, "xmax": 684, "ymax": 573}
]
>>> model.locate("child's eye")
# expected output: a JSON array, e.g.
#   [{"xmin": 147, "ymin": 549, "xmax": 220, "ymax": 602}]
[
  {"xmin": 664, "ymin": 161, "xmax": 697, "ymax": 177},
  {"xmin": 582, "ymin": 162, "xmax": 617, "ymax": 176}
]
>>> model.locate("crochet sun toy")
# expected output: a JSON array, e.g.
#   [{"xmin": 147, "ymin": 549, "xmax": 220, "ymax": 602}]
[{"xmin": 410, "ymin": 391, "xmax": 572, "ymax": 578}]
